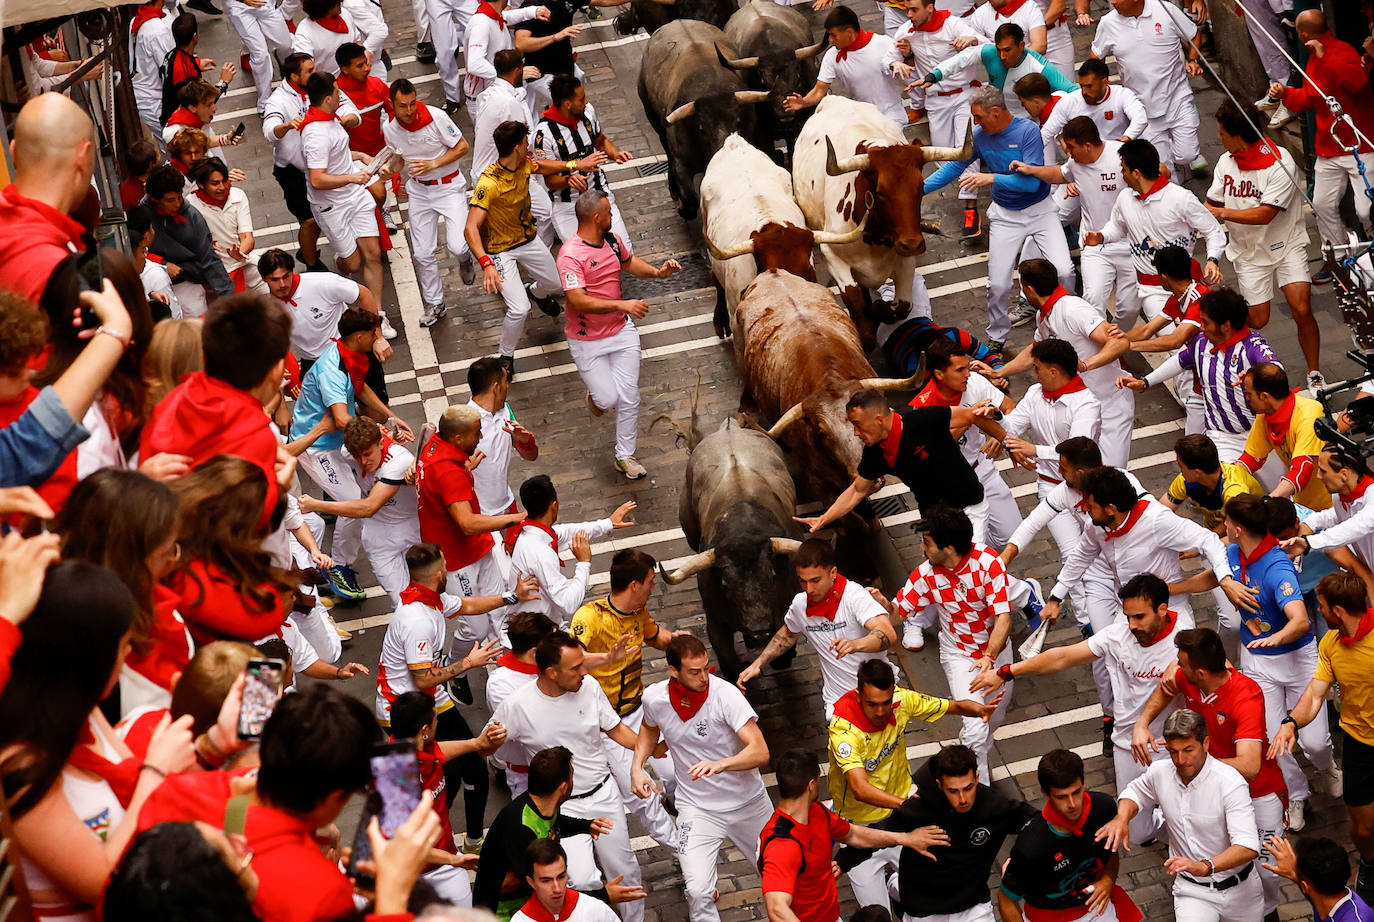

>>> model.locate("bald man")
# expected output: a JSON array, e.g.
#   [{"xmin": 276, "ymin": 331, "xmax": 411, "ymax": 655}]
[{"xmin": 0, "ymin": 94, "xmax": 97, "ymax": 303}]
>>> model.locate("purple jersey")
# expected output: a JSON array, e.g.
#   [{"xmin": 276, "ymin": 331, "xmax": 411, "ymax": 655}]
[
  {"xmin": 1178, "ymin": 329, "xmax": 1278, "ymax": 434},
  {"xmin": 1319, "ymin": 889, "xmax": 1374, "ymax": 922}
]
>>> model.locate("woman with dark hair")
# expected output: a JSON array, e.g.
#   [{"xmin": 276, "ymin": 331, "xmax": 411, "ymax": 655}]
[
  {"xmin": 54, "ymin": 468, "xmax": 189, "ymax": 714},
  {"xmin": 167, "ymin": 454, "xmax": 296, "ymax": 644},
  {"xmin": 2, "ymin": 561, "xmax": 195, "ymax": 921},
  {"xmin": 103, "ymin": 821, "xmax": 259, "ymax": 922}
]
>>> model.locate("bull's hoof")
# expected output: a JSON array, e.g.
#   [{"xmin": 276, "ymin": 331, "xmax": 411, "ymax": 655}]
[
  {"xmin": 677, "ymin": 203, "xmax": 699, "ymax": 221},
  {"xmin": 613, "ymin": 11, "xmax": 637, "ymax": 34}
]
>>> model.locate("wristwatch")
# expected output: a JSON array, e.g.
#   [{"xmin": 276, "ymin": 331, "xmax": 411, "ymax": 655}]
[{"xmin": 501, "ymin": 590, "xmax": 519, "ymax": 606}]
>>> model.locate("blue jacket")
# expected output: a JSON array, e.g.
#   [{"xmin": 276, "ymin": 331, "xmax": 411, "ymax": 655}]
[
  {"xmin": 0, "ymin": 386, "xmax": 88, "ymax": 489},
  {"xmin": 923, "ymin": 116, "xmax": 1050, "ymax": 210}
]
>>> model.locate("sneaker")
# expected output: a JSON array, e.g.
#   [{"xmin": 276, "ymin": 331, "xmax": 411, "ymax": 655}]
[
  {"xmin": 1307, "ymin": 369, "xmax": 1327, "ymax": 396},
  {"xmin": 458, "ymin": 252, "xmax": 476, "ymax": 286},
  {"xmin": 416, "ymin": 40, "xmax": 437, "ymax": 63},
  {"xmin": 420, "ymin": 302, "xmax": 447, "ymax": 327},
  {"xmin": 962, "ymin": 203, "xmax": 982, "ymax": 240},
  {"xmin": 1022, "ymin": 577, "xmax": 1045, "ymax": 627},
  {"xmin": 1189, "ymin": 154, "xmax": 1210, "ymax": 176},
  {"xmin": 1317, "ymin": 765, "xmax": 1344, "ymax": 798},
  {"xmin": 1102, "ymin": 717, "xmax": 1114, "ymax": 757},
  {"xmin": 324, "ymin": 564, "xmax": 368, "ymax": 602},
  {"xmin": 380, "ymin": 313, "xmax": 399, "ymax": 340},
  {"xmin": 902, "ymin": 619, "xmax": 926, "ymax": 651},
  {"xmin": 499, "ymin": 354, "xmax": 516, "ymax": 383},
  {"xmin": 586, "ymin": 392, "xmax": 604, "ymax": 417},
  {"xmin": 1358, "ymin": 859, "xmax": 1374, "ymax": 905},
  {"xmin": 185, "ymin": 0, "xmax": 222, "ymax": 13},
  {"xmin": 443, "ymin": 98, "xmax": 464, "ymax": 117},
  {"xmin": 462, "ymin": 832, "xmax": 484, "ymax": 854},
  {"xmin": 985, "ymin": 339, "xmax": 1005, "ymax": 363},
  {"xmin": 1287, "ymin": 797, "xmax": 1307, "ymax": 832},
  {"xmin": 1313, "ymin": 263, "xmax": 1334, "ymax": 285},
  {"xmin": 615, "ymin": 456, "xmax": 648, "ymax": 480},
  {"xmin": 1009, "ymin": 296, "xmax": 1037, "ymax": 328},
  {"xmin": 380, "ymin": 49, "xmax": 393, "ymax": 72},
  {"xmin": 450, "ymin": 675, "xmax": 474, "ymax": 706},
  {"xmin": 1267, "ymin": 101, "xmax": 1295, "ymax": 129},
  {"xmin": 527, "ymin": 282, "xmax": 562, "ymax": 317}
]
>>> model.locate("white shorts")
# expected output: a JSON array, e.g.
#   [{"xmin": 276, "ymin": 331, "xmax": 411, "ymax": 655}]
[
  {"xmin": 447, "ymin": 544, "xmax": 513, "ymax": 644},
  {"xmin": 312, "ymin": 189, "xmax": 376, "ymax": 259},
  {"xmin": 1233, "ymin": 240, "xmax": 1309, "ymax": 305}
]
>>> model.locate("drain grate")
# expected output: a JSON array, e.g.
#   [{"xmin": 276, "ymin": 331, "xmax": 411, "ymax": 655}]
[{"xmin": 637, "ymin": 161, "xmax": 670, "ymax": 177}]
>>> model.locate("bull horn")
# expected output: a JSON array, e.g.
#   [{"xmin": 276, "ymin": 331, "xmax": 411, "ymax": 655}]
[
  {"xmin": 793, "ymin": 39, "xmax": 826, "ymax": 60},
  {"xmin": 658, "ymin": 549, "xmax": 716, "ymax": 584},
  {"xmin": 769, "ymin": 537, "xmax": 803, "ymax": 556},
  {"xmin": 766, "ymin": 402, "xmax": 807, "ymax": 439},
  {"xmin": 716, "ymin": 44, "xmax": 760, "ymax": 70},
  {"xmin": 919, "ymin": 121, "xmax": 975, "ymax": 163},
  {"xmin": 824, "ymin": 136, "xmax": 871, "ymax": 176},
  {"xmin": 733, "ymin": 90, "xmax": 771, "ymax": 105},
  {"xmin": 811, "ymin": 212, "xmax": 869, "ymax": 246},
  {"xmin": 857, "ymin": 370, "xmax": 925, "ymax": 391},
  {"xmin": 706, "ymin": 234, "xmax": 755, "ymax": 261},
  {"xmin": 665, "ymin": 101, "xmax": 696, "ymax": 124}
]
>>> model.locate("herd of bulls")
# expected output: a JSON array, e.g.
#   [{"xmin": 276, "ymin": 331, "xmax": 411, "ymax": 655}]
[{"xmin": 622, "ymin": 0, "xmax": 974, "ymax": 674}]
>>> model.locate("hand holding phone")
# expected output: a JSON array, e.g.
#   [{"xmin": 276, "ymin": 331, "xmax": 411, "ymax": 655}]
[{"xmin": 237, "ymin": 658, "xmax": 285, "ymax": 740}]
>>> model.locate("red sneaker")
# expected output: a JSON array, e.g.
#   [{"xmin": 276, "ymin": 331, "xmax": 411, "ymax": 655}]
[{"xmin": 962, "ymin": 203, "xmax": 982, "ymax": 240}]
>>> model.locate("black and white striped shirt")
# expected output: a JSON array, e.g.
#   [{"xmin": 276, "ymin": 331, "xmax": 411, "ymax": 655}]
[{"xmin": 533, "ymin": 102, "xmax": 607, "ymax": 203}]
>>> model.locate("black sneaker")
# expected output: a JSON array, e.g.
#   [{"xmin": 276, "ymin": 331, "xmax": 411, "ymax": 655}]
[
  {"xmin": 1313, "ymin": 263, "xmax": 1334, "ymax": 285},
  {"xmin": 961, "ymin": 203, "xmax": 982, "ymax": 240},
  {"xmin": 444, "ymin": 98, "xmax": 464, "ymax": 117},
  {"xmin": 527, "ymin": 283, "xmax": 562, "ymax": 317},
  {"xmin": 1102, "ymin": 717, "xmax": 1114, "ymax": 757},
  {"xmin": 186, "ymin": 0, "xmax": 223, "ymax": 13},
  {"xmin": 499, "ymin": 354, "xmax": 516, "ymax": 383},
  {"xmin": 416, "ymin": 41, "xmax": 437, "ymax": 63},
  {"xmin": 450, "ymin": 675, "xmax": 474, "ymax": 706},
  {"xmin": 1358, "ymin": 859, "xmax": 1374, "ymax": 905},
  {"xmin": 381, "ymin": 49, "xmax": 393, "ymax": 72}
]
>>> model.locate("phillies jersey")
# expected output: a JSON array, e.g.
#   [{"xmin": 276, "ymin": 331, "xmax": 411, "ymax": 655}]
[{"xmin": 1205, "ymin": 140, "xmax": 1307, "ymax": 266}]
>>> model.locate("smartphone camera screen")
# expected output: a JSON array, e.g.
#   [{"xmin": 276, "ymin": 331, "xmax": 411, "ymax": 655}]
[
  {"xmin": 370, "ymin": 744, "xmax": 422, "ymax": 837},
  {"xmin": 237, "ymin": 659, "xmax": 285, "ymax": 740}
]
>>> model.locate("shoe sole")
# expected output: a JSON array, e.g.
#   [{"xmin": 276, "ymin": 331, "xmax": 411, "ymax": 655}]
[{"xmin": 902, "ymin": 642, "xmax": 926, "ymax": 651}]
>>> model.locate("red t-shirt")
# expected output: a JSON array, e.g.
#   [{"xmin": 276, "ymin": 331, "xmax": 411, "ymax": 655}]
[
  {"xmin": 759, "ymin": 803, "xmax": 850, "ymax": 922},
  {"xmin": 1174, "ymin": 666, "xmax": 1287, "ymax": 800},
  {"xmin": 247, "ymin": 802, "xmax": 357, "ymax": 922},
  {"xmin": 0, "ymin": 385, "xmax": 78, "ymax": 514},
  {"xmin": 415, "ymin": 433, "xmax": 494, "ymax": 570},
  {"xmin": 337, "ymin": 73, "xmax": 391, "ymax": 157}
]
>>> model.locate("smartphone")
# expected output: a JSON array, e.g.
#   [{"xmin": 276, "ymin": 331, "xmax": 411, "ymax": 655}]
[
  {"xmin": 237, "ymin": 658, "xmax": 286, "ymax": 740},
  {"xmin": 229, "ymin": 121, "xmax": 246, "ymax": 143},
  {"xmin": 73, "ymin": 245, "xmax": 104, "ymax": 331},
  {"xmin": 370, "ymin": 741, "xmax": 423, "ymax": 837},
  {"xmin": 346, "ymin": 791, "xmax": 380, "ymax": 887}
]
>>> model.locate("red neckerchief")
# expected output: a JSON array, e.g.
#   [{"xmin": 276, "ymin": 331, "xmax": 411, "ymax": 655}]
[
  {"xmin": 1136, "ymin": 174, "xmax": 1171, "ymax": 201},
  {"xmin": 165, "ymin": 106, "xmax": 204, "ymax": 130},
  {"xmin": 994, "ymin": 0, "xmax": 1032, "ymax": 16},
  {"xmin": 337, "ymin": 73, "xmax": 392, "ymax": 113},
  {"xmin": 395, "ymin": 101, "xmax": 436, "ymax": 132},
  {"xmin": 332, "ymin": 337, "xmax": 371, "ymax": 393},
  {"xmin": 1104, "ymin": 498, "xmax": 1150, "ymax": 540},
  {"xmin": 1041, "ymin": 799, "xmax": 1091, "ymax": 836},
  {"xmin": 130, "ymin": 2, "xmax": 166, "ymax": 37},
  {"xmin": 1340, "ymin": 608, "xmax": 1374, "ymax": 647},
  {"xmin": 476, "ymin": 1, "xmax": 506, "ymax": 28},
  {"xmin": 192, "ymin": 183, "xmax": 231, "ymax": 208},
  {"xmin": 806, "ymin": 574, "xmax": 848, "ymax": 621},
  {"xmin": 915, "ymin": 9, "xmax": 950, "ymax": 30},
  {"xmin": 1232, "ymin": 138, "xmax": 1280, "ymax": 171},
  {"xmin": 518, "ymin": 890, "xmax": 580, "ymax": 922},
  {"xmin": 312, "ymin": 13, "xmax": 350, "ymax": 32},
  {"xmin": 496, "ymin": 651, "xmax": 540, "ymax": 674},
  {"xmin": 1039, "ymin": 93, "xmax": 1062, "ymax": 126},
  {"xmin": 909, "ymin": 378, "xmax": 960, "ymax": 408},
  {"xmin": 836, "ymin": 29, "xmax": 875, "ymax": 60},
  {"xmin": 170, "ymin": 157, "xmax": 191, "ymax": 177},
  {"xmin": 1042, "ymin": 375, "xmax": 1088, "ymax": 402},
  {"xmin": 299, "ymin": 106, "xmax": 338, "ymax": 130},
  {"xmin": 542, "ymin": 104, "xmax": 580, "ymax": 127},
  {"xmin": 287, "ymin": 79, "xmax": 309, "ymax": 103},
  {"xmin": 1341, "ymin": 475, "xmax": 1374, "ymax": 510},
  {"xmin": 880, "ymin": 412, "xmax": 903, "ymax": 467},
  {"xmin": 399, "ymin": 582, "xmax": 443, "ymax": 608},
  {"xmin": 67, "ymin": 722, "xmax": 143, "ymax": 809},
  {"xmin": 1237, "ymin": 535, "xmax": 1279, "ymax": 588},
  {"xmin": 285, "ymin": 273, "xmax": 303, "ymax": 305},
  {"xmin": 159, "ymin": 205, "xmax": 188, "ymax": 225},
  {"xmin": 1140, "ymin": 608, "xmax": 1179, "ymax": 647},
  {"xmin": 668, "ymin": 676, "xmax": 710, "ymax": 722},
  {"xmin": 1038, "ymin": 285, "xmax": 1070, "ymax": 324},
  {"xmin": 831, "ymin": 687, "xmax": 895, "ymax": 732},
  {"xmin": 1263, "ymin": 391, "xmax": 1299, "ymax": 446},
  {"xmin": 516, "ymin": 518, "xmax": 563, "ymax": 567},
  {"xmin": 1208, "ymin": 324, "xmax": 1252, "ymax": 354}
]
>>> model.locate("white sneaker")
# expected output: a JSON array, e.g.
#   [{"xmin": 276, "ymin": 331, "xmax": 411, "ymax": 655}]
[
  {"xmin": 1287, "ymin": 797, "xmax": 1307, "ymax": 832},
  {"xmin": 380, "ymin": 312, "xmax": 399, "ymax": 340},
  {"xmin": 903, "ymin": 619, "xmax": 926, "ymax": 651},
  {"xmin": 1189, "ymin": 154, "xmax": 1210, "ymax": 176},
  {"xmin": 615, "ymin": 456, "xmax": 647, "ymax": 480},
  {"xmin": 1268, "ymin": 101, "xmax": 1296, "ymax": 129},
  {"xmin": 1318, "ymin": 765, "xmax": 1344, "ymax": 798},
  {"xmin": 1306, "ymin": 369, "xmax": 1327, "ymax": 397}
]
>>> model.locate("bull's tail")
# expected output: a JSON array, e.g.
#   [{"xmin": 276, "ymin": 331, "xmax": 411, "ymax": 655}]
[{"xmin": 649, "ymin": 373, "xmax": 705, "ymax": 451}]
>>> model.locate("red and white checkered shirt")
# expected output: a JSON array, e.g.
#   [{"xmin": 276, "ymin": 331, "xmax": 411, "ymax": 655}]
[{"xmin": 892, "ymin": 544, "xmax": 1011, "ymax": 659}]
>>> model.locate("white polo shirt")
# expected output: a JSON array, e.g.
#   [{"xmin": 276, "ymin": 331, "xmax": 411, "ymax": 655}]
[
  {"xmin": 302, "ymin": 115, "xmax": 371, "ymax": 210},
  {"xmin": 469, "ymin": 398, "xmax": 519, "ymax": 514},
  {"xmin": 1205, "ymin": 143, "xmax": 1307, "ymax": 267},
  {"xmin": 1122, "ymin": 755, "xmax": 1261, "ymax": 880},
  {"xmin": 1099, "ymin": 178, "xmax": 1228, "ymax": 279},
  {"xmin": 186, "ymin": 186, "xmax": 255, "ymax": 276},
  {"xmin": 1086, "ymin": 612, "xmax": 1193, "ymax": 748},
  {"xmin": 1090, "ymin": 0, "xmax": 1198, "ymax": 119},
  {"xmin": 281, "ymin": 271, "xmax": 360, "ymax": 360},
  {"xmin": 263, "ymin": 81, "xmax": 311, "ymax": 169},
  {"xmin": 782, "ymin": 577, "xmax": 890, "ymax": 713},
  {"xmin": 376, "ymin": 591, "xmax": 464, "ymax": 720},
  {"xmin": 509, "ymin": 518, "xmax": 614, "ymax": 625},
  {"xmin": 382, "ymin": 104, "xmax": 471, "ymax": 191},
  {"xmin": 1041, "ymin": 87, "xmax": 1148, "ymax": 150},
  {"xmin": 641, "ymin": 675, "xmax": 767, "ymax": 811},
  {"xmin": 1000, "ymin": 381, "xmax": 1102, "ymax": 483},
  {"xmin": 491, "ymin": 676, "xmax": 621, "ymax": 796},
  {"xmin": 892, "ymin": 13, "xmax": 981, "ymax": 85},
  {"xmin": 818, "ymin": 34, "xmax": 906, "ymax": 126},
  {"xmin": 1035, "ymin": 291, "xmax": 1124, "ymax": 401},
  {"xmin": 349, "ymin": 440, "xmax": 420, "ymax": 532}
]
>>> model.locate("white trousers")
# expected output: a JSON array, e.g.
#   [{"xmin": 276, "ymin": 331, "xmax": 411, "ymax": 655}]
[
  {"xmin": 411, "ymin": 0, "xmax": 431, "ymax": 39},
  {"xmin": 974, "ymin": 459, "xmax": 1022, "ymax": 551},
  {"xmin": 903, "ymin": 903, "xmax": 997, "ymax": 922},
  {"xmin": 494, "ymin": 237, "xmax": 562, "ymax": 356},
  {"xmin": 1112, "ymin": 745, "xmax": 1166, "ymax": 843},
  {"xmin": 1097, "ymin": 386, "xmax": 1137, "ymax": 470},
  {"xmin": 1080, "ymin": 575, "xmax": 1122, "ymax": 716},
  {"xmin": 363, "ymin": 520, "xmax": 420, "ymax": 608},
  {"xmin": 1241, "ymin": 643, "xmax": 1335, "ymax": 802},
  {"xmin": 298, "ymin": 447, "xmax": 364, "ymax": 566},
  {"xmin": 136, "ymin": 91, "xmax": 165, "ymax": 151},
  {"xmin": 1043, "ymin": 24, "xmax": 1075, "ymax": 81},
  {"xmin": 561, "ymin": 776, "xmax": 647, "ymax": 922},
  {"xmin": 938, "ymin": 645, "xmax": 1012, "ymax": 783},
  {"xmin": 677, "ymin": 797, "xmax": 773, "ymax": 922},
  {"xmin": 427, "ymin": 0, "xmax": 475, "ymax": 103},
  {"xmin": 568, "ymin": 323, "xmax": 643, "ymax": 460},
  {"xmin": 447, "ymin": 544, "xmax": 513, "ymax": 645},
  {"xmin": 406, "ymin": 180, "xmax": 472, "ymax": 307},
  {"xmin": 287, "ymin": 511, "xmax": 344, "ymax": 664},
  {"xmin": 925, "ymin": 93, "xmax": 979, "ymax": 201},
  {"xmin": 987, "ymin": 197, "xmax": 1073, "ymax": 341},
  {"xmin": 1145, "ymin": 96, "xmax": 1202, "ymax": 167},
  {"xmin": 1253, "ymin": 792, "xmax": 1284, "ymax": 915},
  {"xmin": 172, "ymin": 281, "xmax": 210, "ymax": 319},
  {"xmin": 1172, "ymin": 868, "xmax": 1262, "ymax": 922},
  {"xmin": 602, "ymin": 706, "xmax": 679, "ymax": 850},
  {"xmin": 1236, "ymin": 0, "xmax": 1292, "ymax": 84},
  {"xmin": 1313, "ymin": 153, "xmax": 1374, "ymax": 247},
  {"xmin": 1081, "ymin": 243, "xmax": 1140, "ymax": 328},
  {"xmin": 228, "ymin": 0, "xmax": 292, "ymax": 110},
  {"xmin": 850, "ymin": 844, "xmax": 902, "ymax": 910},
  {"xmin": 423, "ymin": 863, "xmax": 472, "ymax": 907},
  {"xmin": 550, "ymin": 191, "xmax": 633, "ymax": 253}
]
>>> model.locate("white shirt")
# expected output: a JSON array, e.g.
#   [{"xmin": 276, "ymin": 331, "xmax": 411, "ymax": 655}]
[
  {"xmin": 263, "ymin": 82, "xmax": 311, "ymax": 169},
  {"xmin": 1033, "ymin": 0, "xmax": 1072, "ymax": 62},
  {"xmin": 1205, "ymin": 144, "xmax": 1307, "ymax": 266},
  {"xmin": 301, "ymin": 115, "xmax": 370, "ymax": 209},
  {"xmin": 1007, "ymin": 470, "xmax": 1146, "ymax": 559},
  {"xmin": 383, "ymin": 105, "xmax": 471, "ymax": 190},
  {"xmin": 818, "ymin": 35, "xmax": 907, "ymax": 126},
  {"xmin": 342, "ymin": 0, "xmax": 389, "ymax": 74},
  {"xmin": 291, "ymin": 12, "xmax": 365, "ymax": 76},
  {"xmin": 1041, "ymin": 87, "xmax": 1148, "ymax": 152},
  {"xmin": 782, "ymin": 579, "xmax": 890, "ymax": 713},
  {"xmin": 1000, "ymin": 382, "xmax": 1102, "ymax": 482},
  {"xmin": 141, "ymin": 259, "xmax": 180, "ymax": 317},
  {"xmin": 1059, "ymin": 140, "xmax": 1128, "ymax": 241},
  {"xmin": 348, "ymin": 440, "xmax": 421, "ymax": 532},
  {"xmin": 1307, "ymin": 487, "xmax": 1374, "ymax": 570},
  {"xmin": 509, "ymin": 519, "xmax": 614, "ymax": 625},
  {"xmin": 492, "ymin": 676, "xmax": 621, "ymax": 795},
  {"xmin": 486, "ymin": 656, "xmax": 539, "ymax": 715},
  {"xmin": 77, "ymin": 402, "xmax": 127, "ymax": 479},
  {"xmin": 892, "ymin": 13, "xmax": 981, "ymax": 86},
  {"xmin": 281, "ymin": 616, "xmax": 321, "ymax": 688},
  {"xmin": 281, "ymin": 270, "xmax": 361, "ymax": 359},
  {"xmin": 376, "ymin": 592, "xmax": 465, "ymax": 720},
  {"xmin": 967, "ymin": 0, "xmax": 1045, "ymax": 46},
  {"xmin": 1035, "ymin": 292, "xmax": 1123, "ymax": 401},
  {"xmin": 129, "ymin": 12, "xmax": 175, "ymax": 107},
  {"xmin": 472, "ymin": 79, "xmax": 531, "ymax": 177},
  {"xmin": 512, "ymin": 891, "xmax": 620, "ymax": 922},
  {"xmin": 469, "ymin": 399, "xmax": 519, "ymax": 514},
  {"xmin": 641, "ymin": 675, "xmax": 767, "ymax": 811},
  {"xmin": 1091, "ymin": 0, "xmax": 1198, "ymax": 119},
  {"xmin": 465, "ymin": 6, "xmax": 541, "ymax": 101},
  {"xmin": 1086, "ymin": 613, "xmax": 1192, "ymax": 748},
  {"xmin": 186, "ymin": 186, "xmax": 255, "ymax": 275},
  {"xmin": 1100, "ymin": 179, "xmax": 1228, "ymax": 278},
  {"xmin": 1122, "ymin": 755, "xmax": 1260, "ymax": 881}
]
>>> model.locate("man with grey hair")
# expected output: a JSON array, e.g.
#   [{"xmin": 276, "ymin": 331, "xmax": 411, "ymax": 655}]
[
  {"xmin": 555, "ymin": 189, "xmax": 681, "ymax": 480},
  {"xmin": 922, "ymin": 85, "xmax": 1075, "ymax": 358},
  {"xmin": 1097, "ymin": 709, "xmax": 1263, "ymax": 922}
]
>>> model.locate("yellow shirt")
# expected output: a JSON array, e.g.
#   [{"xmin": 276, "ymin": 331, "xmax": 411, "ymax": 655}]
[
  {"xmin": 470, "ymin": 160, "xmax": 537, "ymax": 254},
  {"xmin": 570, "ymin": 597, "xmax": 660, "ymax": 716},
  {"xmin": 827, "ymin": 687, "xmax": 949, "ymax": 824},
  {"xmin": 1315, "ymin": 628, "xmax": 1374, "ymax": 746},
  {"xmin": 1243, "ymin": 395, "xmax": 1333, "ymax": 511},
  {"xmin": 1166, "ymin": 462, "xmax": 1264, "ymax": 531}
]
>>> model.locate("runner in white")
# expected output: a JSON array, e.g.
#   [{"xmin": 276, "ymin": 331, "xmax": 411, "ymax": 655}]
[
  {"xmin": 466, "ymin": 355, "xmax": 539, "ymax": 519},
  {"xmin": 512, "ymin": 841, "xmax": 622, "ymax": 922},
  {"xmin": 1286, "ymin": 446, "xmax": 1374, "ymax": 574},
  {"xmin": 966, "ymin": 0, "xmax": 1048, "ymax": 54},
  {"xmin": 258, "ymin": 248, "xmax": 380, "ymax": 364},
  {"xmin": 633, "ymin": 634, "xmax": 771, "ymax": 922},
  {"xmin": 998, "ymin": 338, "xmax": 1103, "ymax": 490},
  {"xmin": 1030, "ymin": 0, "xmax": 1073, "ymax": 78},
  {"xmin": 227, "ymin": 0, "xmax": 293, "ymax": 114},
  {"xmin": 508, "ymin": 474, "xmax": 635, "ymax": 626},
  {"xmin": 292, "ymin": 0, "xmax": 385, "ymax": 78},
  {"xmin": 384, "ymin": 79, "xmax": 479, "ymax": 328},
  {"xmin": 261, "ymin": 53, "xmax": 333, "ymax": 273},
  {"xmin": 129, "ymin": 0, "xmax": 177, "ymax": 145},
  {"xmin": 426, "ymin": 0, "xmax": 479, "ymax": 111},
  {"xmin": 735, "ymin": 539, "xmax": 896, "ymax": 717},
  {"xmin": 186, "ymin": 156, "xmax": 261, "ymax": 293},
  {"xmin": 785, "ymin": 5, "xmax": 908, "ymax": 127},
  {"xmin": 474, "ymin": 50, "xmax": 558, "ymax": 246},
  {"xmin": 485, "ymin": 610, "xmax": 556, "ymax": 798},
  {"xmin": 1123, "ymin": 247, "xmax": 1210, "ymax": 434},
  {"xmin": 1040, "ymin": 59, "xmax": 1148, "ymax": 150},
  {"xmin": 465, "ymin": 0, "xmax": 549, "ymax": 105}
]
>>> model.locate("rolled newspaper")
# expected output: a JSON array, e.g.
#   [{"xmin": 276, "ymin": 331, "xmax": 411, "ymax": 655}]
[{"xmin": 1018, "ymin": 621, "xmax": 1049, "ymax": 660}]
